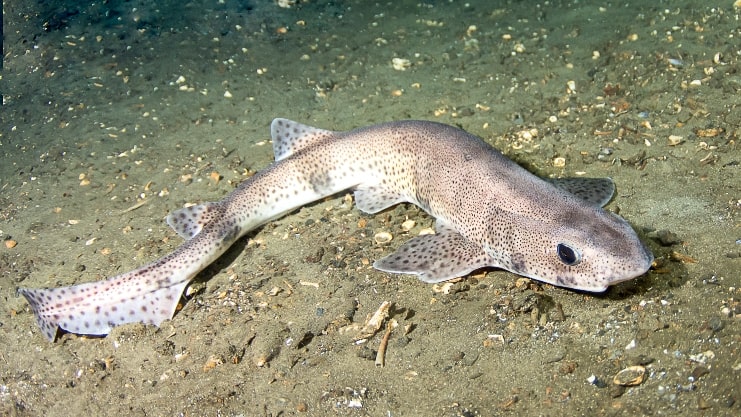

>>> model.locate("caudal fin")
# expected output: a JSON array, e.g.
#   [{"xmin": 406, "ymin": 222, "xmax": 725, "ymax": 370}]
[{"xmin": 19, "ymin": 278, "xmax": 188, "ymax": 342}]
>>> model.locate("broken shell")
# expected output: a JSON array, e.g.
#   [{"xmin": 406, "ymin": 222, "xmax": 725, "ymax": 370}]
[
  {"xmin": 667, "ymin": 135, "xmax": 684, "ymax": 146},
  {"xmin": 613, "ymin": 365, "xmax": 647, "ymax": 386},
  {"xmin": 209, "ymin": 171, "xmax": 222, "ymax": 184},
  {"xmin": 374, "ymin": 231, "xmax": 393, "ymax": 244},
  {"xmin": 202, "ymin": 355, "xmax": 224, "ymax": 372},
  {"xmin": 356, "ymin": 301, "xmax": 391, "ymax": 341},
  {"xmin": 391, "ymin": 57, "xmax": 411, "ymax": 71},
  {"xmin": 566, "ymin": 80, "xmax": 576, "ymax": 93},
  {"xmin": 432, "ymin": 282, "xmax": 455, "ymax": 294},
  {"xmin": 694, "ymin": 127, "xmax": 724, "ymax": 138},
  {"xmin": 401, "ymin": 219, "xmax": 416, "ymax": 232}
]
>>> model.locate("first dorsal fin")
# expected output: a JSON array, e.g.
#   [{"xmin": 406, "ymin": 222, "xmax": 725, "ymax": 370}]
[
  {"xmin": 270, "ymin": 118, "xmax": 338, "ymax": 161},
  {"xmin": 545, "ymin": 177, "xmax": 615, "ymax": 207}
]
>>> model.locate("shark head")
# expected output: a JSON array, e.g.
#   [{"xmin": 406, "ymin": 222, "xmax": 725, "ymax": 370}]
[{"xmin": 488, "ymin": 201, "xmax": 654, "ymax": 292}]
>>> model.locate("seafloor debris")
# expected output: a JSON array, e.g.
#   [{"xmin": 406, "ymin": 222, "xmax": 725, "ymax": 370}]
[
  {"xmin": 613, "ymin": 365, "xmax": 647, "ymax": 386},
  {"xmin": 374, "ymin": 319, "xmax": 398, "ymax": 367},
  {"xmin": 355, "ymin": 301, "xmax": 391, "ymax": 342}
]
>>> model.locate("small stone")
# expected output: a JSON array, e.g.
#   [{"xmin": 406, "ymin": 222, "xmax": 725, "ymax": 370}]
[
  {"xmin": 356, "ymin": 346, "xmax": 376, "ymax": 360},
  {"xmin": 707, "ymin": 316, "xmax": 724, "ymax": 332},
  {"xmin": 559, "ymin": 361, "xmax": 577, "ymax": 375},
  {"xmin": 4, "ymin": 240, "xmax": 17, "ymax": 249},
  {"xmin": 655, "ymin": 229, "xmax": 681, "ymax": 246},
  {"xmin": 691, "ymin": 366, "xmax": 709, "ymax": 381},
  {"xmin": 630, "ymin": 354, "xmax": 655, "ymax": 366},
  {"xmin": 697, "ymin": 396, "xmax": 711, "ymax": 410},
  {"xmin": 610, "ymin": 384, "xmax": 627, "ymax": 398}
]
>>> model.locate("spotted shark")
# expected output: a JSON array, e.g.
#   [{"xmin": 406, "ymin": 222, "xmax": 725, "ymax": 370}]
[{"xmin": 19, "ymin": 119, "xmax": 653, "ymax": 341}]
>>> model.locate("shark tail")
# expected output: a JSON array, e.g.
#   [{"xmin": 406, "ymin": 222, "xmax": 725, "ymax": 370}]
[{"xmin": 18, "ymin": 277, "xmax": 188, "ymax": 342}]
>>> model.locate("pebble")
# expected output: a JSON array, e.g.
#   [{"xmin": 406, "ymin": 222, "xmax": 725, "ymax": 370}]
[
  {"xmin": 707, "ymin": 316, "xmax": 724, "ymax": 332},
  {"xmin": 691, "ymin": 366, "xmax": 709, "ymax": 381},
  {"xmin": 654, "ymin": 229, "xmax": 681, "ymax": 246},
  {"xmin": 252, "ymin": 333, "xmax": 284, "ymax": 367}
]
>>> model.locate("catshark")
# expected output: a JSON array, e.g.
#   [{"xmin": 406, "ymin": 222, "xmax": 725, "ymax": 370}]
[{"xmin": 19, "ymin": 119, "xmax": 653, "ymax": 341}]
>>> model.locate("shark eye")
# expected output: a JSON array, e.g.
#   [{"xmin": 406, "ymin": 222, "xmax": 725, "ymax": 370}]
[{"xmin": 556, "ymin": 243, "xmax": 581, "ymax": 266}]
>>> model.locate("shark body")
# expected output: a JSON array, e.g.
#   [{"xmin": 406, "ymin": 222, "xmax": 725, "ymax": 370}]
[{"xmin": 19, "ymin": 119, "xmax": 653, "ymax": 341}]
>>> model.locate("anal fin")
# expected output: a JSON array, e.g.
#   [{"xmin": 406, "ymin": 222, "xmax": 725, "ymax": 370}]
[{"xmin": 354, "ymin": 186, "xmax": 407, "ymax": 214}]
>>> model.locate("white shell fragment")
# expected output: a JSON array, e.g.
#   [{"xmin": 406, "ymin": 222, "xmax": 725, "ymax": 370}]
[
  {"xmin": 613, "ymin": 365, "xmax": 647, "ymax": 386},
  {"xmin": 391, "ymin": 58, "xmax": 411, "ymax": 71},
  {"xmin": 355, "ymin": 301, "xmax": 391, "ymax": 342},
  {"xmin": 374, "ymin": 231, "xmax": 393, "ymax": 244},
  {"xmin": 401, "ymin": 219, "xmax": 416, "ymax": 232},
  {"xmin": 667, "ymin": 135, "xmax": 684, "ymax": 146},
  {"xmin": 566, "ymin": 80, "xmax": 577, "ymax": 93}
]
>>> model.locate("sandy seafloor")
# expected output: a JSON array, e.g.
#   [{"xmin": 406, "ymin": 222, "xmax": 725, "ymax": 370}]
[{"xmin": 1, "ymin": 0, "xmax": 740, "ymax": 415}]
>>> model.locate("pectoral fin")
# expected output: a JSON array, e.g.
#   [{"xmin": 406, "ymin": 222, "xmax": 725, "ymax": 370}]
[{"xmin": 374, "ymin": 226, "xmax": 493, "ymax": 283}]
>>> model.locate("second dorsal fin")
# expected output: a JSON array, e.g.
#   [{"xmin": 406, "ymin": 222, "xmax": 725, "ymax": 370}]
[{"xmin": 270, "ymin": 118, "xmax": 338, "ymax": 161}]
